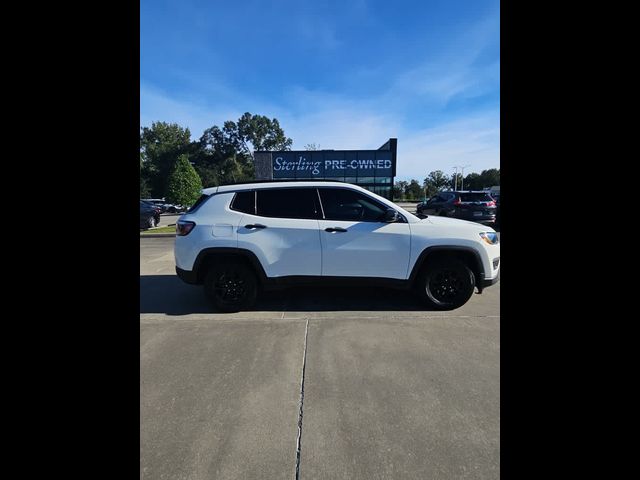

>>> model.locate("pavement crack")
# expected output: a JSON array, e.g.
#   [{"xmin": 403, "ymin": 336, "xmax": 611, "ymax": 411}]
[{"xmin": 295, "ymin": 319, "xmax": 309, "ymax": 480}]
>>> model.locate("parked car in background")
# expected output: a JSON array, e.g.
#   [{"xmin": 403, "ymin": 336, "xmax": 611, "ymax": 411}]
[
  {"xmin": 416, "ymin": 191, "xmax": 497, "ymax": 226},
  {"xmin": 141, "ymin": 198, "xmax": 168, "ymax": 213},
  {"xmin": 166, "ymin": 204, "xmax": 186, "ymax": 213},
  {"xmin": 140, "ymin": 200, "xmax": 161, "ymax": 229},
  {"xmin": 141, "ymin": 198, "xmax": 186, "ymax": 213}
]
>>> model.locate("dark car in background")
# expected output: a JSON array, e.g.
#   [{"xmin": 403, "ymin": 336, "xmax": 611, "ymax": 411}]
[
  {"xmin": 141, "ymin": 198, "xmax": 186, "ymax": 213},
  {"xmin": 140, "ymin": 200, "xmax": 161, "ymax": 229},
  {"xmin": 416, "ymin": 191, "xmax": 497, "ymax": 226}
]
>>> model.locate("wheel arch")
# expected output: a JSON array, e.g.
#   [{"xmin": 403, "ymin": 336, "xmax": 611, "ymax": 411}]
[
  {"xmin": 409, "ymin": 246, "xmax": 485, "ymax": 290},
  {"xmin": 193, "ymin": 248, "xmax": 268, "ymax": 285}
]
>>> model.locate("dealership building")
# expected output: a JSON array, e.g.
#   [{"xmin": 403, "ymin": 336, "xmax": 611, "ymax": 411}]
[{"xmin": 253, "ymin": 138, "xmax": 397, "ymax": 199}]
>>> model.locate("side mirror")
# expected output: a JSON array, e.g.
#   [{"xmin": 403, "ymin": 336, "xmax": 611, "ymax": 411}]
[{"xmin": 382, "ymin": 208, "xmax": 401, "ymax": 223}]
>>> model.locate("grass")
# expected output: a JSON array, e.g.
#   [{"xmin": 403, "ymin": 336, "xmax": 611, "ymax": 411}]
[{"xmin": 140, "ymin": 225, "xmax": 176, "ymax": 234}]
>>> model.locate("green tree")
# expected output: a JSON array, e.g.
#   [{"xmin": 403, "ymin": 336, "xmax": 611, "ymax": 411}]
[
  {"xmin": 423, "ymin": 170, "xmax": 451, "ymax": 197},
  {"xmin": 140, "ymin": 153, "xmax": 154, "ymax": 197},
  {"xmin": 463, "ymin": 172, "xmax": 482, "ymax": 190},
  {"xmin": 140, "ymin": 122, "xmax": 192, "ymax": 197},
  {"xmin": 461, "ymin": 169, "xmax": 499, "ymax": 190},
  {"xmin": 166, "ymin": 154, "xmax": 203, "ymax": 207},
  {"xmin": 478, "ymin": 168, "xmax": 500, "ymax": 188},
  {"xmin": 237, "ymin": 112, "xmax": 293, "ymax": 153},
  {"xmin": 140, "ymin": 176, "xmax": 151, "ymax": 198},
  {"xmin": 394, "ymin": 180, "xmax": 408, "ymax": 200},
  {"xmin": 191, "ymin": 112, "xmax": 292, "ymax": 187},
  {"xmin": 405, "ymin": 179, "xmax": 424, "ymax": 200}
]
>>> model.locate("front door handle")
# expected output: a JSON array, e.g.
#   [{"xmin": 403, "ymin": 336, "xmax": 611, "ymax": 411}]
[
  {"xmin": 245, "ymin": 224, "xmax": 267, "ymax": 229},
  {"xmin": 325, "ymin": 227, "xmax": 347, "ymax": 233}
]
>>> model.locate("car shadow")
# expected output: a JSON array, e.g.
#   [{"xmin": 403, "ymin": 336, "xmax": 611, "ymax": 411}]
[{"xmin": 140, "ymin": 275, "xmax": 434, "ymax": 315}]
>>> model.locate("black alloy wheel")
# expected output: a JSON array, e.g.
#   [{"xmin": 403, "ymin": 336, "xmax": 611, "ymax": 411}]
[
  {"xmin": 418, "ymin": 259, "xmax": 475, "ymax": 310},
  {"xmin": 204, "ymin": 262, "xmax": 258, "ymax": 312}
]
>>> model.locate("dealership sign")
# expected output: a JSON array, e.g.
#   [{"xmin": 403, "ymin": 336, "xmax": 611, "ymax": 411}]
[{"xmin": 271, "ymin": 150, "xmax": 394, "ymax": 178}]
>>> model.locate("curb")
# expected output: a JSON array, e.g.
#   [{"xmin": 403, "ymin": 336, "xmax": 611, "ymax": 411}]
[{"xmin": 140, "ymin": 233, "xmax": 176, "ymax": 238}]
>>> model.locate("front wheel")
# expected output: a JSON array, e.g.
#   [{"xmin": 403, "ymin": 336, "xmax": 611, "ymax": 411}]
[
  {"xmin": 417, "ymin": 259, "xmax": 475, "ymax": 310},
  {"xmin": 204, "ymin": 262, "xmax": 258, "ymax": 312},
  {"xmin": 147, "ymin": 216, "xmax": 156, "ymax": 228}
]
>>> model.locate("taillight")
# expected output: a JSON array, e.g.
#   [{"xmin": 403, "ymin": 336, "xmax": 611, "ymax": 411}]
[
  {"xmin": 487, "ymin": 201, "xmax": 496, "ymax": 207},
  {"xmin": 453, "ymin": 198, "xmax": 461, "ymax": 205},
  {"xmin": 176, "ymin": 220, "xmax": 196, "ymax": 236}
]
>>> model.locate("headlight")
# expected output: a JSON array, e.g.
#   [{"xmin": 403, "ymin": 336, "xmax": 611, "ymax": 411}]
[{"xmin": 479, "ymin": 232, "xmax": 499, "ymax": 245}]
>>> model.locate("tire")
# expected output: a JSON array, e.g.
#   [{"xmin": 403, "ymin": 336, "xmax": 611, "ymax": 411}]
[
  {"xmin": 203, "ymin": 261, "xmax": 258, "ymax": 312},
  {"xmin": 416, "ymin": 258, "xmax": 475, "ymax": 310},
  {"xmin": 147, "ymin": 216, "xmax": 156, "ymax": 228}
]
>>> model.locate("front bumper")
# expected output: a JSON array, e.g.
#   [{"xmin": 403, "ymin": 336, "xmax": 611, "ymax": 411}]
[{"xmin": 478, "ymin": 270, "xmax": 500, "ymax": 292}]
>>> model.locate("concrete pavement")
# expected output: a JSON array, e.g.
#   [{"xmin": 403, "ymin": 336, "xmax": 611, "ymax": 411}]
[{"xmin": 140, "ymin": 237, "xmax": 500, "ymax": 479}]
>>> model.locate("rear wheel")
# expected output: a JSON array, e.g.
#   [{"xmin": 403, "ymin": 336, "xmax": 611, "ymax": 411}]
[
  {"xmin": 417, "ymin": 259, "xmax": 475, "ymax": 310},
  {"xmin": 204, "ymin": 261, "xmax": 258, "ymax": 312},
  {"xmin": 147, "ymin": 216, "xmax": 156, "ymax": 228}
]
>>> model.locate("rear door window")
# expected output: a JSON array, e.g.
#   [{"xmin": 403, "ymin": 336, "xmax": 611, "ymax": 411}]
[{"xmin": 256, "ymin": 188, "xmax": 320, "ymax": 219}]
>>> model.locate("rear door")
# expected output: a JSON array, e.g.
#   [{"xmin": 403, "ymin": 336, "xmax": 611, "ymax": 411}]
[
  {"xmin": 317, "ymin": 187, "xmax": 411, "ymax": 279},
  {"xmin": 236, "ymin": 188, "xmax": 322, "ymax": 278}
]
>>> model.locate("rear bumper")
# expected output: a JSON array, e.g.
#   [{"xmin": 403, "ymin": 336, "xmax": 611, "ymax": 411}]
[{"xmin": 176, "ymin": 266, "xmax": 199, "ymax": 284}]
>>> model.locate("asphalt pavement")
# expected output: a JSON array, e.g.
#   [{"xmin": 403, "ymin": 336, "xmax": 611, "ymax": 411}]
[{"xmin": 140, "ymin": 237, "xmax": 500, "ymax": 479}]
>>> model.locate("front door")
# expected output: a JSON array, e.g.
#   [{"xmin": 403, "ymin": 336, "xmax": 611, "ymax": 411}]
[{"xmin": 317, "ymin": 187, "xmax": 411, "ymax": 279}]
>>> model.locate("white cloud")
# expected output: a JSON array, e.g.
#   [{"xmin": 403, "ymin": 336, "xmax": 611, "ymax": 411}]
[
  {"xmin": 396, "ymin": 113, "xmax": 500, "ymax": 181},
  {"xmin": 140, "ymin": 84, "xmax": 242, "ymax": 139}
]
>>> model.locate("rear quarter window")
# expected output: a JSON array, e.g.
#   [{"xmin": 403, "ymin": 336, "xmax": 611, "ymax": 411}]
[{"xmin": 187, "ymin": 194, "xmax": 211, "ymax": 213}]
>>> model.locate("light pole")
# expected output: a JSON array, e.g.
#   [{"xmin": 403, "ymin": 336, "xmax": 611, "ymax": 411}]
[
  {"xmin": 452, "ymin": 166, "xmax": 459, "ymax": 190},
  {"xmin": 460, "ymin": 164, "xmax": 471, "ymax": 191}
]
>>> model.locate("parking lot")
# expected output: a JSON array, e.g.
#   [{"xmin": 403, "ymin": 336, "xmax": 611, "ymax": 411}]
[{"xmin": 140, "ymin": 236, "xmax": 500, "ymax": 479}]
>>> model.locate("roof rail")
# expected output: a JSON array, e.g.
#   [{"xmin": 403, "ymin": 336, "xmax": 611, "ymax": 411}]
[{"xmin": 205, "ymin": 178, "xmax": 348, "ymax": 188}]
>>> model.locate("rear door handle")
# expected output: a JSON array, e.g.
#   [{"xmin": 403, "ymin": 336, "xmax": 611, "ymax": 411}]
[
  {"xmin": 325, "ymin": 227, "xmax": 347, "ymax": 233},
  {"xmin": 244, "ymin": 224, "xmax": 267, "ymax": 229}
]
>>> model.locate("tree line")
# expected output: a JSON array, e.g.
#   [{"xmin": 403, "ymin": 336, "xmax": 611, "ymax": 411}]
[
  {"xmin": 140, "ymin": 112, "xmax": 292, "ymax": 205},
  {"xmin": 392, "ymin": 168, "xmax": 500, "ymax": 201}
]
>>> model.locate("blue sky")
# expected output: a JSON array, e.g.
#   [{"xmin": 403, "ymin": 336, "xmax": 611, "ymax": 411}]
[{"xmin": 141, "ymin": 0, "xmax": 500, "ymax": 181}]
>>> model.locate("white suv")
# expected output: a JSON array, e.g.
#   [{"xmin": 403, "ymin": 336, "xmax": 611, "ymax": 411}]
[{"xmin": 175, "ymin": 181, "xmax": 500, "ymax": 312}]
